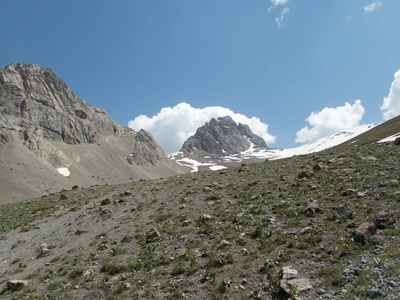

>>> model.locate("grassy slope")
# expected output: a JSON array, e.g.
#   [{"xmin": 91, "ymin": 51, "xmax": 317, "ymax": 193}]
[
  {"xmin": 0, "ymin": 142, "xmax": 399, "ymax": 300},
  {"xmin": 337, "ymin": 115, "xmax": 400, "ymax": 148}
]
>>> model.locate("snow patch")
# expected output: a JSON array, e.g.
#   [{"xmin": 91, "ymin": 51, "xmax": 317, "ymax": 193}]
[
  {"xmin": 209, "ymin": 165, "xmax": 227, "ymax": 171},
  {"xmin": 378, "ymin": 132, "xmax": 400, "ymax": 143},
  {"xmin": 57, "ymin": 167, "xmax": 70, "ymax": 177}
]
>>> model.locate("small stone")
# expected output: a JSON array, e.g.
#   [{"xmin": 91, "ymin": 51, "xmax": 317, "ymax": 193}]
[
  {"xmin": 299, "ymin": 169, "xmax": 315, "ymax": 179},
  {"xmin": 200, "ymin": 214, "xmax": 212, "ymax": 220},
  {"xmin": 101, "ymin": 198, "xmax": 112, "ymax": 205},
  {"xmin": 300, "ymin": 226, "xmax": 313, "ymax": 235},
  {"xmin": 124, "ymin": 282, "xmax": 131, "ymax": 289},
  {"xmin": 60, "ymin": 194, "xmax": 68, "ymax": 200},
  {"xmin": 313, "ymin": 164, "xmax": 322, "ymax": 171},
  {"xmin": 366, "ymin": 287, "xmax": 383, "ymax": 298},
  {"xmin": 147, "ymin": 228, "xmax": 160, "ymax": 239},
  {"xmin": 357, "ymin": 192, "xmax": 366, "ymax": 198},
  {"xmin": 99, "ymin": 207, "xmax": 112, "ymax": 215},
  {"xmin": 394, "ymin": 137, "xmax": 400, "ymax": 145},
  {"xmin": 374, "ymin": 210, "xmax": 396, "ymax": 229},
  {"xmin": 353, "ymin": 222, "xmax": 377, "ymax": 243},
  {"xmin": 304, "ymin": 202, "xmax": 321, "ymax": 214},
  {"xmin": 343, "ymin": 189, "xmax": 357, "ymax": 196},
  {"xmin": 39, "ymin": 243, "xmax": 50, "ymax": 254},
  {"xmin": 280, "ymin": 266, "xmax": 312, "ymax": 296},
  {"xmin": 72, "ymin": 185, "xmax": 79, "ymax": 190},
  {"xmin": 122, "ymin": 190, "xmax": 132, "ymax": 196},
  {"xmin": 7, "ymin": 280, "xmax": 29, "ymax": 291}
]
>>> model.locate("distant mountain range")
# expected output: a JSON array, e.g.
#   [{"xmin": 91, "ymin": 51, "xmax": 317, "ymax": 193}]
[
  {"xmin": 170, "ymin": 118, "xmax": 400, "ymax": 172},
  {"xmin": 1, "ymin": 62, "xmax": 399, "ymax": 203}
]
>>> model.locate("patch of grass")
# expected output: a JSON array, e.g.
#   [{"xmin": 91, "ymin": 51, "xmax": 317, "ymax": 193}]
[{"xmin": 100, "ymin": 258, "xmax": 127, "ymax": 275}]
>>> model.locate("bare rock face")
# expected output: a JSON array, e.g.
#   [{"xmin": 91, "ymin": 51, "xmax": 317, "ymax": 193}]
[
  {"xmin": 0, "ymin": 62, "xmax": 185, "ymax": 204},
  {"xmin": 128, "ymin": 130, "xmax": 165, "ymax": 166},
  {"xmin": 180, "ymin": 116, "xmax": 267, "ymax": 156},
  {"xmin": 0, "ymin": 62, "xmax": 126, "ymax": 145}
]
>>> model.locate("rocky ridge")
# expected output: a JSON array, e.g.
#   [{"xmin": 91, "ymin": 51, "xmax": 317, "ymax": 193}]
[
  {"xmin": 0, "ymin": 62, "xmax": 186, "ymax": 204},
  {"xmin": 180, "ymin": 116, "xmax": 267, "ymax": 157}
]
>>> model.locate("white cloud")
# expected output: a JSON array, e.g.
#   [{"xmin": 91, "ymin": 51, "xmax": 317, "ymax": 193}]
[
  {"xmin": 269, "ymin": 0, "xmax": 289, "ymax": 11},
  {"xmin": 275, "ymin": 7, "xmax": 290, "ymax": 29},
  {"xmin": 364, "ymin": 2, "xmax": 382, "ymax": 13},
  {"xmin": 268, "ymin": 0, "xmax": 290, "ymax": 28},
  {"xmin": 380, "ymin": 69, "xmax": 400, "ymax": 120},
  {"xmin": 295, "ymin": 100, "xmax": 365, "ymax": 143},
  {"xmin": 128, "ymin": 102, "xmax": 276, "ymax": 154}
]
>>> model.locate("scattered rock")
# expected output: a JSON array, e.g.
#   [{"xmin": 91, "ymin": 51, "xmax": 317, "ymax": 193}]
[
  {"xmin": 394, "ymin": 137, "xmax": 400, "ymax": 145},
  {"xmin": 357, "ymin": 192, "xmax": 366, "ymax": 198},
  {"xmin": 313, "ymin": 164, "xmax": 322, "ymax": 171},
  {"xmin": 200, "ymin": 214, "xmax": 212, "ymax": 220},
  {"xmin": 366, "ymin": 287, "xmax": 383, "ymax": 298},
  {"xmin": 147, "ymin": 228, "xmax": 161, "ymax": 239},
  {"xmin": 7, "ymin": 279, "xmax": 29, "ymax": 291},
  {"xmin": 335, "ymin": 205, "xmax": 352, "ymax": 219},
  {"xmin": 374, "ymin": 210, "xmax": 396, "ymax": 229},
  {"xmin": 300, "ymin": 226, "xmax": 313, "ymax": 235},
  {"xmin": 121, "ymin": 190, "xmax": 132, "ymax": 196},
  {"xmin": 99, "ymin": 207, "xmax": 112, "ymax": 215},
  {"xmin": 39, "ymin": 243, "xmax": 50, "ymax": 255},
  {"xmin": 280, "ymin": 266, "xmax": 312, "ymax": 297},
  {"xmin": 353, "ymin": 222, "xmax": 377, "ymax": 243},
  {"xmin": 299, "ymin": 170, "xmax": 315, "ymax": 179},
  {"xmin": 304, "ymin": 202, "xmax": 321, "ymax": 214},
  {"xmin": 101, "ymin": 197, "xmax": 112, "ymax": 205},
  {"xmin": 60, "ymin": 194, "xmax": 68, "ymax": 200},
  {"xmin": 72, "ymin": 185, "xmax": 80, "ymax": 190},
  {"xmin": 342, "ymin": 189, "xmax": 357, "ymax": 196}
]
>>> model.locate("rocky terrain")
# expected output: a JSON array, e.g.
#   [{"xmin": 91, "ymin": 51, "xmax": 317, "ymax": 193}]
[
  {"xmin": 0, "ymin": 133, "xmax": 399, "ymax": 299},
  {"xmin": 181, "ymin": 116, "xmax": 267, "ymax": 157},
  {"xmin": 0, "ymin": 62, "xmax": 187, "ymax": 204}
]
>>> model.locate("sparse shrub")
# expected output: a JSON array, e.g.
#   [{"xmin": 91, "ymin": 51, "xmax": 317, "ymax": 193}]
[{"xmin": 100, "ymin": 258, "xmax": 126, "ymax": 275}]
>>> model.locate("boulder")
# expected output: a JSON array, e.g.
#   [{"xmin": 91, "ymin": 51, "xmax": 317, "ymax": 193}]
[
  {"xmin": 353, "ymin": 222, "xmax": 377, "ymax": 243},
  {"xmin": 280, "ymin": 266, "xmax": 312, "ymax": 297},
  {"xmin": 7, "ymin": 280, "xmax": 29, "ymax": 291},
  {"xmin": 374, "ymin": 210, "xmax": 396, "ymax": 229},
  {"xmin": 299, "ymin": 170, "xmax": 315, "ymax": 179}
]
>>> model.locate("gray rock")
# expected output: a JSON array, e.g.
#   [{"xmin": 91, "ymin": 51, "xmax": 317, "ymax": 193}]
[
  {"xmin": 374, "ymin": 210, "xmax": 396, "ymax": 229},
  {"xmin": 180, "ymin": 116, "xmax": 267, "ymax": 156},
  {"xmin": 353, "ymin": 222, "xmax": 377, "ymax": 243},
  {"xmin": 280, "ymin": 266, "xmax": 312, "ymax": 297},
  {"xmin": 7, "ymin": 279, "xmax": 29, "ymax": 291},
  {"xmin": 366, "ymin": 287, "xmax": 383, "ymax": 298}
]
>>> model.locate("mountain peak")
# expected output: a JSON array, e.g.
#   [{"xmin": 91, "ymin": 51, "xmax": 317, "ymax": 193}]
[{"xmin": 180, "ymin": 115, "xmax": 267, "ymax": 156}]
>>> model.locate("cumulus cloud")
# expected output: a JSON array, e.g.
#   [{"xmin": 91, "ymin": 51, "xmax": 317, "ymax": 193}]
[
  {"xmin": 380, "ymin": 69, "xmax": 400, "ymax": 120},
  {"xmin": 295, "ymin": 100, "xmax": 365, "ymax": 143},
  {"xmin": 364, "ymin": 2, "xmax": 382, "ymax": 13},
  {"xmin": 128, "ymin": 102, "xmax": 276, "ymax": 154},
  {"xmin": 268, "ymin": 0, "xmax": 290, "ymax": 28}
]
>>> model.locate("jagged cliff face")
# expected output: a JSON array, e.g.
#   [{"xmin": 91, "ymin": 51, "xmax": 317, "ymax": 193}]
[
  {"xmin": 180, "ymin": 116, "xmax": 267, "ymax": 156},
  {"xmin": 0, "ymin": 62, "xmax": 186, "ymax": 204},
  {"xmin": 0, "ymin": 62, "xmax": 126, "ymax": 145}
]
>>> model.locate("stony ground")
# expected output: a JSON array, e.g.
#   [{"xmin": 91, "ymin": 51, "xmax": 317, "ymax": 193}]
[{"xmin": 0, "ymin": 142, "xmax": 399, "ymax": 299}]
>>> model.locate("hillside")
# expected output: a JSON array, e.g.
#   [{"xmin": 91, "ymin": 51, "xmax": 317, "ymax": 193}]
[
  {"xmin": 336, "ymin": 115, "xmax": 400, "ymax": 148},
  {"xmin": 0, "ymin": 140, "xmax": 399, "ymax": 299},
  {"xmin": 0, "ymin": 62, "xmax": 186, "ymax": 204}
]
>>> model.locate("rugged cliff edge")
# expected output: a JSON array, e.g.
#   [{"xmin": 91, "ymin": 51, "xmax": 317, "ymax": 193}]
[{"xmin": 0, "ymin": 62, "xmax": 186, "ymax": 204}]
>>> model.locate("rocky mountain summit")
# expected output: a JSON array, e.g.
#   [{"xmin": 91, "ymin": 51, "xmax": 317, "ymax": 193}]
[
  {"xmin": 0, "ymin": 62, "xmax": 185, "ymax": 204},
  {"xmin": 181, "ymin": 116, "xmax": 267, "ymax": 157}
]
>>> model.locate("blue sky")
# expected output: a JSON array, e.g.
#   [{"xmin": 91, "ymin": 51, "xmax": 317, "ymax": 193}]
[{"xmin": 1, "ymin": 0, "xmax": 399, "ymax": 153}]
